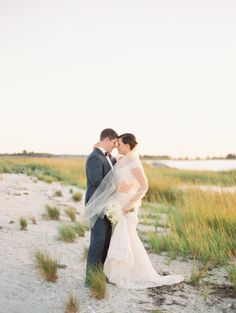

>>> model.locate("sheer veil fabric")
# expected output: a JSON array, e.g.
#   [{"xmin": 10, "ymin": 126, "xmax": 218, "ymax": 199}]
[
  {"xmin": 84, "ymin": 146, "xmax": 184, "ymax": 289},
  {"xmin": 83, "ymin": 146, "xmax": 146, "ymax": 228}
]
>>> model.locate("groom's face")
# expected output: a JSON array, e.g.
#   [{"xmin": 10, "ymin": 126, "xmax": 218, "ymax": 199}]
[{"xmin": 106, "ymin": 138, "xmax": 117, "ymax": 152}]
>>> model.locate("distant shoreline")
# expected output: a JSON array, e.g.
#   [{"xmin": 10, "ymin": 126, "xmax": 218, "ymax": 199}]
[
  {"xmin": 0, "ymin": 153, "xmax": 235, "ymax": 161},
  {"xmin": 0, "ymin": 153, "xmax": 87, "ymax": 158},
  {"xmin": 145, "ymin": 159, "xmax": 236, "ymax": 172}
]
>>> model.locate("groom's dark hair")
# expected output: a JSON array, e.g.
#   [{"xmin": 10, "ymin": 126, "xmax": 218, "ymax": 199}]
[{"xmin": 100, "ymin": 128, "xmax": 118, "ymax": 141}]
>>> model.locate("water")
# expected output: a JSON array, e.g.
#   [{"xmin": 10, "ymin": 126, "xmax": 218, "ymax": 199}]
[{"xmin": 146, "ymin": 159, "xmax": 236, "ymax": 171}]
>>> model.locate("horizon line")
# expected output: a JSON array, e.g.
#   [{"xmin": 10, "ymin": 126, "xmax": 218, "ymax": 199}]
[{"xmin": 0, "ymin": 151, "xmax": 235, "ymax": 160}]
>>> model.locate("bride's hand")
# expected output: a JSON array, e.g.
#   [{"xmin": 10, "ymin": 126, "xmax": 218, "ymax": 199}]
[{"xmin": 93, "ymin": 142, "xmax": 100, "ymax": 149}]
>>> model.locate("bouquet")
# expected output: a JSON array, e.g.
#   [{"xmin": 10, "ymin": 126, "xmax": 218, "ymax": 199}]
[{"xmin": 105, "ymin": 198, "xmax": 123, "ymax": 225}]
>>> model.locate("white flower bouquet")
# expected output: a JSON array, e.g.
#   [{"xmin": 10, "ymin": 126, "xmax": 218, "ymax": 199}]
[{"xmin": 105, "ymin": 199, "xmax": 123, "ymax": 225}]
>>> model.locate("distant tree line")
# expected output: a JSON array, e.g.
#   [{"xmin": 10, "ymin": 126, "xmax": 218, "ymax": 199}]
[
  {"xmin": 0, "ymin": 150, "xmax": 54, "ymax": 158},
  {"xmin": 226, "ymin": 154, "xmax": 236, "ymax": 159},
  {"xmin": 141, "ymin": 154, "xmax": 236, "ymax": 160},
  {"xmin": 0, "ymin": 151, "xmax": 235, "ymax": 160},
  {"xmin": 0, "ymin": 150, "xmax": 86, "ymax": 158},
  {"xmin": 141, "ymin": 155, "xmax": 171, "ymax": 160}
]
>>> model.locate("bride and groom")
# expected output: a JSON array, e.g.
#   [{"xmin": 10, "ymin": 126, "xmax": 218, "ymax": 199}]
[{"xmin": 84, "ymin": 128, "xmax": 184, "ymax": 289}]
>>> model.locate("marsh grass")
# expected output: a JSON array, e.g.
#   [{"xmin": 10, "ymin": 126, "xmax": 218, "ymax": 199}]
[
  {"xmin": 58, "ymin": 224, "xmax": 77, "ymax": 242},
  {"xmin": 19, "ymin": 217, "xmax": 28, "ymax": 230},
  {"xmin": 145, "ymin": 188, "xmax": 236, "ymax": 265},
  {"xmin": 36, "ymin": 174, "xmax": 54, "ymax": 183},
  {"xmin": 34, "ymin": 249, "xmax": 58, "ymax": 282},
  {"xmin": 143, "ymin": 164, "xmax": 236, "ymax": 204},
  {"xmin": 228, "ymin": 263, "xmax": 236, "ymax": 289},
  {"xmin": 86, "ymin": 265, "xmax": 107, "ymax": 299},
  {"xmin": 64, "ymin": 293, "xmax": 80, "ymax": 313},
  {"xmin": 144, "ymin": 164, "xmax": 236, "ymax": 189},
  {"xmin": 1, "ymin": 156, "xmax": 236, "ymax": 199},
  {"xmin": 190, "ymin": 264, "xmax": 209, "ymax": 286},
  {"xmin": 0, "ymin": 156, "xmax": 86, "ymax": 188},
  {"xmin": 54, "ymin": 190, "xmax": 62, "ymax": 197},
  {"xmin": 72, "ymin": 192, "xmax": 82, "ymax": 202},
  {"xmin": 65, "ymin": 207, "xmax": 77, "ymax": 222},
  {"xmin": 73, "ymin": 222, "xmax": 88, "ymax": 237},
  {"xmin": 147, "ymin": 232, "xmax": 189, "ymax": 260},
  {"xmin": 46, "ymin": 205, "xmax": 60, "ymax": 220}
]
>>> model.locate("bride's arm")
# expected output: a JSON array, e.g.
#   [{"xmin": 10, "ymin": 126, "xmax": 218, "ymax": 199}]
[{"xmin": 122, "ymin": 167, "xmax": 148, "ymax": 213}]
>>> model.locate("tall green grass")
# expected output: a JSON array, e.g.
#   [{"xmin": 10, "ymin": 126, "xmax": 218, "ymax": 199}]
[
  {"xmin": 86, "ymin": 265, "xmax": 107, "ymax": 299},
  {"xmin": 228, "ymin": 264, "xmax": 236, "ymax": 289},
  {"xmin": 0, "ymin": 156, "xmax": 86, "ymax": 188},
  {"xmin": 1, "ymin": 157, "xmax": 236, "ymax": 195},
  {"xmin": 34, "ymin": 249, "xmax": 58, "ymax": 282},
  {"xmin": 58, "ymin": 224, "xmax": 77, "ymax": 242},
  {"xmin": 146, "ymin": 189, "xmax": 236, "ymax": 265},
  {"xmin": 143, "ymin": 164, "xmax": 236, "ymax": 203}
]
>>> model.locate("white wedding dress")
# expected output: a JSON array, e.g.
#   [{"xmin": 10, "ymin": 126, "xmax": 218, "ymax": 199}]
[{"xmin": 104, "ymin": 155, "xmax": 184, "ymax": 289}]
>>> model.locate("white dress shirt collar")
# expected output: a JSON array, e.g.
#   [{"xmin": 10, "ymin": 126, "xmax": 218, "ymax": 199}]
[
  {"xmin": 98, "ymin": 147, "xmax": 113, "ymax": 169},
  {"xmin": 98, "ymin": 147, "xmax": 107, "ymax": 155}
]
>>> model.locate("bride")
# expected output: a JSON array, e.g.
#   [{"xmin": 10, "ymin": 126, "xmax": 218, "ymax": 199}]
[{"xmin": 85, "ymin": 133, "xmax": 184, "ymax": 289}]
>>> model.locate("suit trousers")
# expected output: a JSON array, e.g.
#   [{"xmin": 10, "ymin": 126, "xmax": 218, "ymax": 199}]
[{"xmin": 86, "ymin": 216, "xmax": 112, "ymax": 277}]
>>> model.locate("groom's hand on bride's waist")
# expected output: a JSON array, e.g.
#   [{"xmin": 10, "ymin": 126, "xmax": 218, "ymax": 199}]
[
  {"xmin": 123, "ymin": 207, "xmax": 135, "ymax": 214},
  {"xmin": 117, "ymin": 182, "xmax": 131, "ymax": 193}
]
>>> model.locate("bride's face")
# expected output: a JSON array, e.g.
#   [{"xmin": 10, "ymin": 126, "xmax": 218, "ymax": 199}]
[{"xmin": 117, "ymin": 138, "xmax": 131, "ymax": 155}]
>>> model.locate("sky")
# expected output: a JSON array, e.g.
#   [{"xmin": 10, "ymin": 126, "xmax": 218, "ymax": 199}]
[{"xmin": 0, "ymin": 0, "xmax": 235, "ymax": 158}]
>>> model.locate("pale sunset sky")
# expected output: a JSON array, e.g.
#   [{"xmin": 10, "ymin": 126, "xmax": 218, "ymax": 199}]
[{"xmin": 0, "ymin": 0, "xmax": 235, "ymax": 158}]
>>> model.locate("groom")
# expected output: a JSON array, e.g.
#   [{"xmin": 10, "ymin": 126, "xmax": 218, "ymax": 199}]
[{"xmin": 85, "ymin": 128, "xmax": 118, "ymax": 281}]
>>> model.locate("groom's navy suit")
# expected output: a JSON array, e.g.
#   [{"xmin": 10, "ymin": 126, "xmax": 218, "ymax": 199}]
[{"xmin": 85, "ymin": 148, "xmax": 116, "ymax": 276}]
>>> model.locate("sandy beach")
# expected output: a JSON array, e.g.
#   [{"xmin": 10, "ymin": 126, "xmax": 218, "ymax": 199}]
[{"xmin": 0, "ymin": 173, "xmax": 235, "ymax": 313}]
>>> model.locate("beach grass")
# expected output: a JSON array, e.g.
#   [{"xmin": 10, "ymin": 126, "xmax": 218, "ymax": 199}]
[
  {"xmin": 46, "ymin": 205, "xmax": 60, "ymax": 220},
  {"xmin": 145, "ymin": 187, "xmax": 236, "ymax": 265},
  {"xmin": 86, "ymin": 265, "xmax": 107, "ymax": 299},
  {"xmin": 1, "ymin": 157, "xmax": 236, "ymax": 194},
  {"xmin": 143, "ymin": 165, "xmax": 236, "ymax": 204},
  {"xmin": 72, "ymin": 192, "xmax": 82, "ymax": 202},
  {"xmin": 64, "ymin": 293, "xmax": 80, "ymax": 313},
  {"xmin": 73, "ymin": 222, "xmax": 88, "ymax": 237},
  {"xmin": 19, "ymin": 217, "xmax": 28, "ymax": 230},
  {"xmin": 34, "ymin": 249, "xmax": 58, "ymax": 282},
  {"xmin": 58, "ymin": 224, "xmax": 77, "ymax": 242},
  {"xmin": 54, "ymin": 190, "xmax": 62, "ymax": 197},
  {"xmin": 65, "ymin": 207, "xmax": 77, "ymax": 222},
  {"xmin": 228, "ymin": 263, "xmax": 236, "ymax": 289},
  {"xmin": 0, "ymin": 156, "xmax": 86, "ymax": 188}
]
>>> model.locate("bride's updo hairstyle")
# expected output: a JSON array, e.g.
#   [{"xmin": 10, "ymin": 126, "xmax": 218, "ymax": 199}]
[{"xmin": 118, "ymin": 133, "xmax": 138, "ymax": 150}]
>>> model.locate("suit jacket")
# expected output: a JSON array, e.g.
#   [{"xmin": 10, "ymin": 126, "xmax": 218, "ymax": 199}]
[{"xmin": 85, "ymin": 148, "xmax": 116, "ymax": 204}]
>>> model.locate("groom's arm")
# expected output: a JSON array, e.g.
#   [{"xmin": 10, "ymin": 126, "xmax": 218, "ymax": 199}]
[
  {"xmin": 122, "ymin": 167, "xmax": 148, "ymax": 213},
  {"xmin": 86, "ymin": 155, "xmax": 103, "ymax": 189}
]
